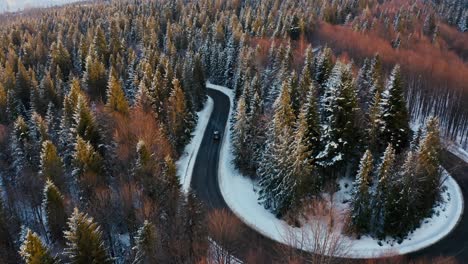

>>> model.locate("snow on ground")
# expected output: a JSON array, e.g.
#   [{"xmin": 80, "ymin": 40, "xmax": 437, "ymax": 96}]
[
  {"xmin": 214, "ymin": 84, "xmax": 464, "ymax": 258},
  {"xmin": 176, "ymin": 96, "xmax": 214, "ymax": 193}
]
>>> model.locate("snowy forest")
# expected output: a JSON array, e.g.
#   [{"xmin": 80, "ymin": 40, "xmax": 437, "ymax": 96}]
[{"xmin": 0, "ymin": 0, "xmax": 466, "ymax": 263}]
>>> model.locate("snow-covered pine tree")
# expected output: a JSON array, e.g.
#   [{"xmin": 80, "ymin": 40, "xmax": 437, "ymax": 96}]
[
  {"xmin": 166, "ymin": 78, "xmax": 189, "ymax": 150},
  {"xmin": 192, "ymin": 54, "xmax": 206, "ymax": 111},
  {"xmin": 317, "ymin": 62, "xmax": 361, "ymax": 178},
  {"xmin": 106, "ymin": 68, "xmax": 130, "ymax": 115},
  {"xmin": 356, "ymin": 58, "xmax": 371, "ymax": 111},
  {"xmin": 396, "ymin": 151, "xmax": 419, "ymax": 235},
  {"xmin": 40, "ymin": 140, "xmax": 65, "ymax": 190},
  {"xmin": 379, "ymin": 65, "xmax": 410, "ymax": 153},
  {"xmin": 133, "ymin": 220, "xmax": 158, "ymax": 264},
  {"xmin": 302, "ymin": 82, "xmax": 321, "ymax": 159},
  {"xmin": 284, "ymin": 107, "xmax": 318, "ymax": 216},
  {"xmin": 82, "ymin": 51, "xmax": 107, "ymax": 102},
  {"xmin": 372, "ymin": 144, "xmax": 396, "ymax": 238},
  {"xmin": 232, "ymin": 95, "xmax": 250, "ymax": 171},
  {"xmin": 247, "ymin": 89, "xmax": 266, "ymax": 174},
  {"xmin": 416, "ymin": 117, "xmax": 442, "ymax": 216},
  {"xmin": 19, "ymin": 229, "xmax": 58, "ymax": 264},
  {"xmin": 64, "ymin": 208, "xmax": 112, "ymax": 264},
  {"xmin": 224, "ymin": 32, "xmax": 237, "ymax": 88},
  {"xmin": 314, "ymin": 46, "xmax": 333, "ymax": 90},
  {"xmin": 349, "ymin": 150, "xmax": 373, "ymax": 234},
  {"xmin": 72, "ymin": 136, "xmax": 104, "ymax": 195},
  {"xmin": 258, "ymin": 80, "xmax": 295, "ymax": 216},
  {"xmin": 72, "ymin": 94, "xmax": 100, "ymax": 150},
  {"xmin": 42, "ymin": 179, "xmax": 67, "ymax": 243}
]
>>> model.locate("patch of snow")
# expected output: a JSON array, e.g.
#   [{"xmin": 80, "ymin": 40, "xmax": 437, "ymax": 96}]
[
  {"xmin": 176, "ymin": 96, "xmax": 214, "ymax": 193},
  {"xmin": 214, "ymin": 84, "xmax": 464, "ymax": 258}
]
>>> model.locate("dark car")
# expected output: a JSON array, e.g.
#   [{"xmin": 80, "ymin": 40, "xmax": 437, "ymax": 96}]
[{"xmin": 213, "ymin": 130, "xmax": 220, "ymax": 140}]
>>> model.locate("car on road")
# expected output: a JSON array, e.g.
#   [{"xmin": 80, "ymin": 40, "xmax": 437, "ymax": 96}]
[{"xmin": 213, "ymin": 130, "xmax": 220, "ymax": 140}]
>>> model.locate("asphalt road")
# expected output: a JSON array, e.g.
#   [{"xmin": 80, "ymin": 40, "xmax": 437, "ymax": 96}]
[{"xmin": 190, "ymin": 88, "xmax": 468, "ymax": 263}]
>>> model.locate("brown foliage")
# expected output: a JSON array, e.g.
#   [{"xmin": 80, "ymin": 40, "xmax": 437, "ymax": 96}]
[
  {"xmin": 208, "ymin": 209, "xmax": 245, "ymax": 263},
  {"xmin": 113, "ymin": 106, "xmax": 173, "ymax": 163}
]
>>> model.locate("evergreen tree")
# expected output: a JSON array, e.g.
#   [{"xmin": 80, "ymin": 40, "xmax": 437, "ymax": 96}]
[
  {"xmin": 192, "ymin": 54, "xmax": 206, "ymax": 111},
  {"xmin": 132, "ymin": 220, "xmax": 158, "ymax": 264},
  {"xmin": 379, "ymin": 65, "xmax": 410, "ymax": 153},
  {"xmin": 302, "ymin": 83, "xmax": 321, "ymax": 158},
  {"xmin": 372, "ymin": 144, "xmax": 396, "ymax": 238},
  {"xmin": 83, "ymin": 54, "xmax": 107, "ymax": 102},
  {"xmin": 416, "ymin": 117, "xmax": 442, "ymax": 215},
  {"xmin": 232, "ymin": 96, "xmax": 250, "ymax": 170},
  {"xmin": 40, "ymin": 141, "xmax": 65, "ymax": 190},
  {"xmin": 72, "ymin": 95, "xmax": 100, "ymax": 149},
  {"xmin": 285, "ymin": 108, "xmax": 318, "ymax": 215},
  {"xmin": 317, "ymin": 63, "xmax": 361, "ymax": 177},
  {"xmin": 19, "ymin": 229, "xmax": 58, "ymax": 264},
  {"xmin": 166, "ymin": 78, "xmax": 189, "ymax": 150},
  {"xmin": 106, "ymin": 68, "xmax": 129, "ymax": 115},
  {"xmin": 258, "ymin": 82, "xmax": 295, "ymax": 216},
  {"xmin": 42, "ymin": 180, "xmax": 67, "ymax": 243},
  {"xmin": 72, "ymin": 136, "xmax": 104, "ymax": 193},
  {"xmin": 349, "ymin": 150, "xmax": 373, "ymax": 234},
  {"xmin": 63, "ymin": 208, "xmax": 112, "ymax": 264},
  {"xmin": 314, "ymin": 46, "xmax": 333, "ymax": 88}
]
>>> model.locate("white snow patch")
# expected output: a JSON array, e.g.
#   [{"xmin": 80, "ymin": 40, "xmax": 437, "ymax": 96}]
[
  {"xmin": 214, "ymin": 84, "xmax": 464, "ymax": 258},
  {"xmin": 176, "ymin": 96, "xmax": 214, "ymax": 193}
]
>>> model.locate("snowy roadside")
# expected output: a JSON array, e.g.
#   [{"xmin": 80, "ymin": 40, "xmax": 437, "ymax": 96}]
[
  {"xmin": 213, "ymin": 83, "xmax": 464, "ymax": 258},
  {"xmin": 446, "ymin": 142, "xmax": 468, "ymax": 164},
  {"xmin": 176, "ymin": 96, "xmax": 214, "ymax": 193}
]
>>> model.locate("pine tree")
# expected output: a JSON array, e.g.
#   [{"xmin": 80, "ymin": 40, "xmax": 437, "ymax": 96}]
[
  {"xmin": 166, "ymin": 78, "xmax": 189, "ymax": 150},
  {"xmin": 83, "ymin": 54, "xmax": 107, "ymax": 102},
  {"xmin": 349, "ymin": 150, "xmax": 373, "ymax": 234},
  {"xmin": 42, "ymin": 180, "xmax": 67, "ymax": 243},
  {"xmin": 232, "ymin": 96, "xmax": 250, "ymax": 170},
  {"xmin": 19, "ymin": 229, "xmax": 58, "ymax": 264},
  {"xmin": 106, "ymin": 68, "xmax": 130, "ymax": 115},
  {"xmin": 15, "ymin": 59, "xmax": 32, "ymax": 108},
  {"xmin": 317, "ymin": 63, "xmax": 361, "ymax": 177},
  {"xmin": 40, "ymin": 141, "xmax": 65, "ymax": 190},
  {"xmin": 132, "ymin": 220, "xmax": 158, "ymax": 264},
  {"xmin": 258, "ymin": 82, "xmax": 295, "ymax": 216},
  {"xmin": 63, "ymin": 208, "xmax": 112, "ymax": 264},
  {"xmin": 416, "ymin": 117, "xmax": 442, "ymax": 215},
  {"xmin": 286, "ymin": 108, "xmax": 318, "ymax": 215},
  {"xmin": 302, "ymin": 83, "xmax": 321, "ymax": 158},
  {"xmin": 192, "ymin": 54, "xmax": 206, "ymax": 111},
  {"xmin": 72, "ymin": 95, "xmax": 100, "ymax": 149},
  {"xmin": 72, "ymin": 136, "xmax": 104, "ymax": 194},
  {"xmin": 379, "ymin": 65, "xmax": 410, "ymax": 153},
  {"xmin": 314, "ymin": 46, "xmax": 333, "ymax": 88},
  {"xmin": 372, "ymin": 144, "xmax": 396, "ymax": 238},
  {"xmin": 397, "ymin": 151, "xmax": 419, "ymax": 234}
]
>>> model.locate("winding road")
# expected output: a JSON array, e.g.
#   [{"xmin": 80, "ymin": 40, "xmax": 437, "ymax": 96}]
[{"xmin": 190, "ymin": 88, "xmax": 468, "ymax": 263}]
